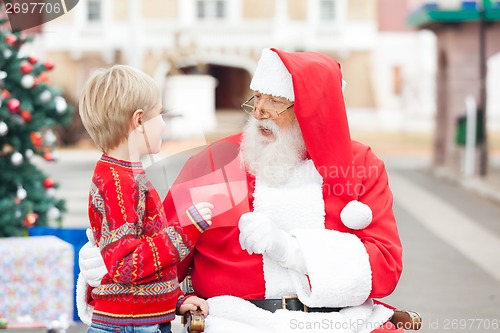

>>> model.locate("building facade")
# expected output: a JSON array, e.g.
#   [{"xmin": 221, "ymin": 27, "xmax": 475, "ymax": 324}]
[
  {"xmin": 32, "ymin": 0, "xmax": 435, "ymax": 132},
  {"xmin": 408, "ymin": 0, "xmax": 500, "ymax": 173}
]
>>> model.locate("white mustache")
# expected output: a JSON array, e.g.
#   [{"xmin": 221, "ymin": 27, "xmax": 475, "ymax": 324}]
[
  {"xmin": 256, "ymin": 119, "xmax": 279, "ymax": 135},
  {"xmin": 241, "ymin": 116, "xmax": 307, "ymax": 186}
]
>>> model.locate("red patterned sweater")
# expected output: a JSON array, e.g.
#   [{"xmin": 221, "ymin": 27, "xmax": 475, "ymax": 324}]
[{"xmin": 87, "ymin": 155, "xmax": 209, "ymax": 326}]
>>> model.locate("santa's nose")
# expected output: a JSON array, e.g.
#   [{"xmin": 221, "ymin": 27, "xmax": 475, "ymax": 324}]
[
  {"xmin": 253, "ymin": 101, "xmax": 268, "ymax": 120},
  {"xmin": 253, "ymin": 108, "xmax": 266, "ymax": 120}
]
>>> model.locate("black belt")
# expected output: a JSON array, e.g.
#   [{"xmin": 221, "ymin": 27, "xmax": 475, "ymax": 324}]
[{"xmin": 249, "ymin": 296, "xmax": 342, "ymax": 313}]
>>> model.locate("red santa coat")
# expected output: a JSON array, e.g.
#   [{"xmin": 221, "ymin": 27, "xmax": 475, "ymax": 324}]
[
  {"xmin": 166, "ymin": 134, "xmax": 402, "ymax": 301},
  {"xmin": 164, "ymin": 48, "xmax": 403, "ymax": 331}
]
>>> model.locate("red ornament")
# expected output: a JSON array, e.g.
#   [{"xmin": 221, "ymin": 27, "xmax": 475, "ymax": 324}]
[
  {"xmin": 7, "ymin": 99, "xmax": 20, "ymax": 113},
  {"xmin": 31, "ymin": 132, "xmax": 43, "ymax": 148},
  {"xmin": 44, "ymin": 60, "xmax": 54, "ymax": 70},
  {"xmin": 2, "ymin": 90, "xmax": 11, "ymax": 99},
  {"xmin": 5, "ymin": 35, "xmax": 17, "ymax": 45},
  {"xmin": 43, "ymin": 177, "xmax": 55, "ymax": 188},
  {"xmin": 28, "ymin": 56, "xmax": 38, "ymax": 64},
  {"xmin": 24, "ymin": 213, "xmax": 39, "ymax": 227},
  {"xmin": 43, "ymin": 152, "xmax": 55, "ymax": 161},
  {"xmin": 20, "ymin": 62, "xmax": 33, "ymax": 74},
  {"xmin": 20, "ymin": 110, "xmax": 32, "ymax": 122},
  {"xmin": 37, "ymin": 72, "xmax": 50, "ymax": 83}
]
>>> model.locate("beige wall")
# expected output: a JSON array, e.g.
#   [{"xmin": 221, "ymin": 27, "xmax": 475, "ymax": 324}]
[
  {"xmin": 334, "ymin": 51, "xmax": 376, "ymax": 109},
  {"xmin": 46, "ymin": 52, "xmax": 111, "ymax": 100},
  {"xmin": 52, "ymin": 4, "xmax": 75, "ymax": 23},
  {"xmin": 288, "ymin": 0, "xmax": 307, "ymax": 20},
  {"xmin": 242, "ymin": 0, "xmax": 275, "ymax": 19},
  {"xmin": 143, "ymin": 51, "xmax": 168, "ymax": 77},
  {"xmin": 46, "ymin": 49, "xmax": 191, "ymax": 102},
  {"xmin": 347, "ymin": 0, "xmax": 376, "ymax": 21},
  {"xmin": 143, "ymin": 0, "xmax": 177, "ymax": 19},
  {"xmin": 45, "ymin": 52, "xmax": 80, "ymax": 99},
  {"xmin": 113, "ymin": 0, "xmax": 128, "ymax": 22},
  {"xmin": 44, "ymin": 1, "xmax": 379, "ymax": 111}
]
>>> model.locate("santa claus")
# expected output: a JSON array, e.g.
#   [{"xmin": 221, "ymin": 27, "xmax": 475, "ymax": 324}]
[{"xmin": 79, "ymin": 48, "xmax": 405, "ymax": 332}]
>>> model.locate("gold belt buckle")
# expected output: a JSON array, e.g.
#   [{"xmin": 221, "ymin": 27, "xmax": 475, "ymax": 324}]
[{"xmin": 281, "ymin": 295, "xmax": 308, "ymax": 312}]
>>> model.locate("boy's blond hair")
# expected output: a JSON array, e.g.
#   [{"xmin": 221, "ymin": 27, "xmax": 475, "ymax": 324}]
[{"xmin": 79, "ymin": 65, "xmax": 161, "ymax": 153}]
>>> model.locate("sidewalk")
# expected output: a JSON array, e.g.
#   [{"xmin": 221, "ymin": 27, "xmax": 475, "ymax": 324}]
[
  {"xmin": 351, "ymin": 131, "xmax": 500, "ymax": 207},
  {"xmin": 433, "ymin": 165, "xmax": 500, "ymax": 206}
]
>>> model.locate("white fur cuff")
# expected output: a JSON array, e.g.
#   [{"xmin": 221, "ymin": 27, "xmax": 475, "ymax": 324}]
[
  {"xmin": 76, "ymin": 272, "xmax": 94, "ymax": 325},
  {"xmin": 205, "ymin": 296, "xmax": 274, "ymax": 333},
  {"xmin": 250, "ymin": 48, "xmax": 294, "ymax": 101},
  {"xmin": 289, "ymin": 229, "xmax": 372, "ymax": 307},
  {"xmin": 204, "ymin": 296, "xmax": 393, "ymax": 333}
]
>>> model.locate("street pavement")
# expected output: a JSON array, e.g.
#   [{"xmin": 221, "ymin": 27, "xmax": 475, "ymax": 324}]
[
  {"xmin": 385, "ymin": 168, "xmax": 500, "ymax": 332},
  {"xmin": 31, "ymin": 120, "xmax": 500, "ymax": 333}
]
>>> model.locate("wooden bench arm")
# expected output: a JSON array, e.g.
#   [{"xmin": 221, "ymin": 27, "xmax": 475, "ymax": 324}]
[
  {"xmin": 182, "ymin": 309, "xmax": 205, "ymax": 333},
  {"xmin": 390, "ymin": 310, "xmax": 422, "ymax": 330}
]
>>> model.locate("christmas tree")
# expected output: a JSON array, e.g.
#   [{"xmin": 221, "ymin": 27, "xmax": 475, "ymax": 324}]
[{"xmin": 0, "ymin": 13, "xmax": 73, "ymax": 237}]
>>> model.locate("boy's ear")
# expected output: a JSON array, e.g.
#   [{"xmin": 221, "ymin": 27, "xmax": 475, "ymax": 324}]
[{"xmin": 132, "ymin": 109, "xmax": 144, "ymax": 132}]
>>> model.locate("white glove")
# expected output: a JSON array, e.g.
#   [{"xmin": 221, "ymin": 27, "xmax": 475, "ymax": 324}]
[
  {"xmin": 239, "ymin": 212, "xmax": 308, "ymax": 274},
  {"xmin": 238, "ymin": 212, "xmax": 288, "ymax": 262},
  {"xmin": 78, "ymin": 228, "xmax": 107, "ymax": 287}
]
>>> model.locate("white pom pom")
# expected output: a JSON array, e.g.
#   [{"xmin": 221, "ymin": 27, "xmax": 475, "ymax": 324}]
[{"xmin": 340, "ymin": 200, "xmax": 372, "ymax": 230}]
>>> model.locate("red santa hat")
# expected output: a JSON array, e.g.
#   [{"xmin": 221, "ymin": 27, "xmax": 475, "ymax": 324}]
[{"xmin": 250, "ymin": 48, "xmax": 371, "ymax": 230}]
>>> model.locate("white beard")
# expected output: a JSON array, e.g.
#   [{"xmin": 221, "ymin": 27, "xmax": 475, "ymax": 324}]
[{"xmin": 240, "ymin": 117, "xmax": 306, "ymax": 186}]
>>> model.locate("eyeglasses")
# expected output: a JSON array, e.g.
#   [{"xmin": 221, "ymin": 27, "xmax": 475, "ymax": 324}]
[{"xmin": 241, "ymin": 95, "xmax": 294, "ymax": 119}]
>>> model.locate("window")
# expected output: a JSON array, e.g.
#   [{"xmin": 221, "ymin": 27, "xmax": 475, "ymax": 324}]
[
  {"xmin": 215, "ymin": 0, "xmax": 225, "ymax": 18},
  {"xmin": 320, "ymin": 0, "xmax": 336, "ymax": 21},
  {"xmin": 88, "ymin": 0, "xmax": 102, "ymax": 22},
  {"xmin": 196, "ymin": 0, "xmax": 226, "ymax": 20}
]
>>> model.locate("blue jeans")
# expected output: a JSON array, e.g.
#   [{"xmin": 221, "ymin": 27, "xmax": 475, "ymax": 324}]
[{"xmin": 88, "ymin": 321, "xmax": 172, "ymax": 333}]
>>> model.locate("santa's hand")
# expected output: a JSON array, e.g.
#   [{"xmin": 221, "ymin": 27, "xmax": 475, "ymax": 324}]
[
  {"xmin": 79, "ymin": 228, "xmax": 107, "ymax": 287},
  {"xmin": 238, "ymin": 212, "xmax": 288, "ymax": 262}
]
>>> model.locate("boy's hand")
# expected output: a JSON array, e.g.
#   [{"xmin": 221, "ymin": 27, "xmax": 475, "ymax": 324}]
[
  {"xmin": 194, "ymin": 202, "xmax": 214, "ymax": 226},
  {"xmin": 179, "ymin": 296, "xmax": 209, "ymax": 317}
]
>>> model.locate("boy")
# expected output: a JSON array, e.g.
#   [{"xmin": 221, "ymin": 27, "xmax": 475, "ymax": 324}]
[{"xmin": 77, "ymin": 65, "xmax": 212, "ymax": 333}]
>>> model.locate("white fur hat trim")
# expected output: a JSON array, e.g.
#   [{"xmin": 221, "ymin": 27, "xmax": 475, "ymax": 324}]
[
  {"xmin": 340, "ymin": 200, "xmax": 372, "ymax": 230},
  {"xmin": 250, "ymin": 48, "xmax": 295, "ymax": 101}
]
